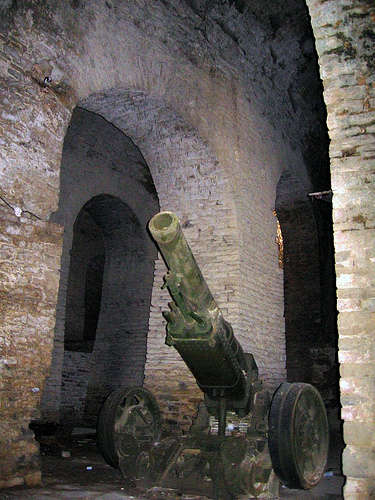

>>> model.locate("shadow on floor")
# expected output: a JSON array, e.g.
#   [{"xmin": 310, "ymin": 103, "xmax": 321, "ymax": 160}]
[{"xmin": 0, "ymin": 428, "xmax": 345, "ymax": 499}]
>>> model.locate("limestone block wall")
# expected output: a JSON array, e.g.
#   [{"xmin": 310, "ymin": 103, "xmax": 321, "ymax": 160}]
[{"xmin": 307, "ymin": 0, "xmax": 375, "ymax": 498}]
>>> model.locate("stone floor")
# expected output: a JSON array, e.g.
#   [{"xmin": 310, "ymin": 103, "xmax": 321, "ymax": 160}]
[{"xmin": 0, "ymin": 430, "xmax": 344, "ymax": 500}]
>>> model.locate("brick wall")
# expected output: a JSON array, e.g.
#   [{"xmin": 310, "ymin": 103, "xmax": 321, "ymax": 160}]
[
  {"xmin": 41, "ymin": 107, "xmax": 159, "ymax": 426},
  {"xmin": 60, "ymin": 351, "xmax": 92, "ymax": 426},
  {"xmin": 307, "ymin": 0, "xmax": 375, "ymax": 497}
]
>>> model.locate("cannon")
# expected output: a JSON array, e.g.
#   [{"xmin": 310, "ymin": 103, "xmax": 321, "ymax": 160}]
[{"xmin": 97, "ymin": 211, "xmax": 329, "ymax": 498}]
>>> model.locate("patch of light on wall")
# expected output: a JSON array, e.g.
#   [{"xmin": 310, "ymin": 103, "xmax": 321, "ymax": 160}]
[{"xmin": 273, "ymin": 210, "xmax": 283, "ymax": 269}]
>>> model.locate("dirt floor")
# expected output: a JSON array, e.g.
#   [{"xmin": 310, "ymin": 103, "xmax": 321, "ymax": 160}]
[{"xmin": 0, "ymin": 429, "xmax": 344, "ymax": 499}]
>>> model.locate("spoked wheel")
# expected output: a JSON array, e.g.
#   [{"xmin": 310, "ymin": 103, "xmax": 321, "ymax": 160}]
[
  {"xmin": 97, "ymin": 386, "xmax": 162, "ymax": 469},
  {"xmin": 268, "ymin": 382, "xmax": 329, "ymax": 490}
]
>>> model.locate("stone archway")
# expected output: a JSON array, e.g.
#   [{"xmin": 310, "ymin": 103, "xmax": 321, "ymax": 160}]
[
  {"xmin": 59, "ymin": 194, "xmax": 154, "ymax": 428},
  {"xmin": 40, "ymin": 107, "xmax": 160, "ymax": 426}
]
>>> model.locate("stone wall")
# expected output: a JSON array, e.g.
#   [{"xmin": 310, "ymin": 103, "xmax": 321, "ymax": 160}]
[
  {"xmin": 0, "ymin": 1, "xmax": 289, "ymax": 483},
  {"xmin": 306, "ymin": 0, "xmax": 375, "ymax": 498},
  {"xmin": 0, "ymin": 206, "xmax": 63, "ymax": 487}
]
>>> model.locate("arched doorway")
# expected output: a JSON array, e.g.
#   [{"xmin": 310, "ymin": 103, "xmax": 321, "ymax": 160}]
[
  {"xmin": 275, "ymin": 171, "xmax": 342, "ymax": 475},
  {"xmin": 64, "ymin": 204, "xmax": 105, "ymax": 354},
  {"xmin": 40, "ymin": 107, "xmax": 159, "ymax": 429},
  {"xmin": 276, "ymin": 171, "xmax": 339, "ymax": 420},
  {"xmin": 60, "ymin": 194, "xmax": 155, "ymax": 427}
]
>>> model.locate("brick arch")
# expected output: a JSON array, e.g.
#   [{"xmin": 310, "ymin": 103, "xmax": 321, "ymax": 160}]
[
  {"xmin": 77, "ymin": 89, "xmax": 242, "ymax": 432},
  {"xmin": 80, "ymin": 88, "xmax": 234, "ymax": 223},
  {"xmin": 40, "ymin": 94, "xmax": 239, "ymax": 432},
  {"xmin": 41, "ymin": 107, "xmax": 160, "ymax": 423},
  {"xmin": 60, "ymin": 194, "xmax": 154, "ymax": 427}
]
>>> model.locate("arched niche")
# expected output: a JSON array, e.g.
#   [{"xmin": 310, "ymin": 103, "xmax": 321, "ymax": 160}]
[{"xmin": 41, "ymin": 107, "xmax": 159, "ymax": 427}]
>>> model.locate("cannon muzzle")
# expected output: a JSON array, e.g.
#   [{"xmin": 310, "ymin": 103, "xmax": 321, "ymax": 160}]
[{"xmin": 149, "ymin": 211, "xmax": 216, "ymax": 316}]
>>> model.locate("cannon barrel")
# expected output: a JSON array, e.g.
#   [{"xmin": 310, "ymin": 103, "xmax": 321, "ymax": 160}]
[
  {"xmin": 149, "ymin": 211, "xmax": 257, "ymax": 414},
  {"xmin": 149, "ymin": 211, "xmax": 216, "ymax": 316}
]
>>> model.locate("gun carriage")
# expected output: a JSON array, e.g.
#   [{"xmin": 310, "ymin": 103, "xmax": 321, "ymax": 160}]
[{"xmin": 97, "ymin": 211, "xmax": 329, "ymax": 498}]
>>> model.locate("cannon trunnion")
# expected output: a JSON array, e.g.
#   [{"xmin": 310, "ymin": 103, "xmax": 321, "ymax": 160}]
[{"xmin": 97, "ymin": 211, "xmax": 329, "ymax": 498}]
